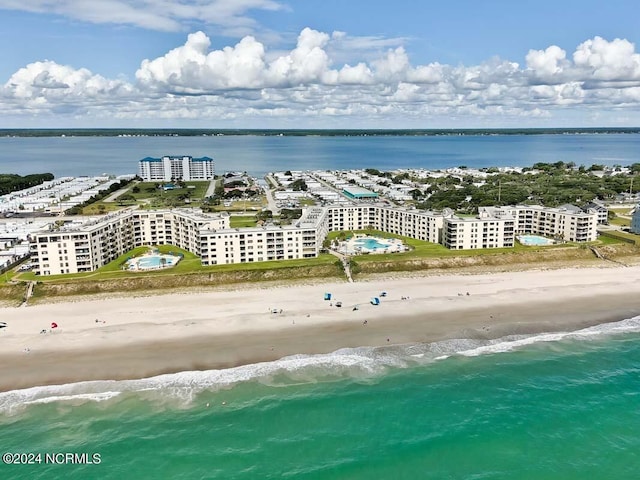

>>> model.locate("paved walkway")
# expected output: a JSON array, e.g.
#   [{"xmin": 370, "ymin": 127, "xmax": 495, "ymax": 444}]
[
  {"xmin": 19, "ymin": 281, "xmax": 36, "ymax": 307},
  {"xmin": 205, "ymin": 179, "xmax": 217, "ymax": 198},
  {"xmin": 102, "ymin": 185, "xmax": 132, "ymax": 203}
]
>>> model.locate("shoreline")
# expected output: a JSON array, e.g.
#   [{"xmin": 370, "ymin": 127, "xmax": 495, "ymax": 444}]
[{"xmin": 1, "ymin": 265, "xmax": 640, "ymax": 392}]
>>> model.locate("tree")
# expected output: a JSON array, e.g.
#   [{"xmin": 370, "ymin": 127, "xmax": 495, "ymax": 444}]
[
  {"xmin": 290, "ymin": 179, "xmax": 307, "ymax": 191},
  {"xmin": 224, "ymin": 189, "xmax": 243, "ymax": 199},
  {"xmin": 256, "ymin": 209, "xmax": 273, "ymax": 222},
  {"xmin": 117, "ymin": 194, "xmax": 136, "ymax": 205},
  {"xmin": 280, "ymin": 208, "xmax": 302, "ymax": 220},
  {"xmin": 392, "ymin": 173, "xmax": 409, "ymax": 184},
  {"xmin": 409, "ymin": 189, "xmax": 422, "ymax": 201}
]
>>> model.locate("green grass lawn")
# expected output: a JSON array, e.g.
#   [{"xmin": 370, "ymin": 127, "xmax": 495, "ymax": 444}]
[
  {"xmin": 610, "ymin": 208, "xmax": 633, "ymax": 215},
  {"xmin": 598, "ymin": 230, "xmax": 639, "ymax": 245},
  {"xmin": 229, "ymin": 215, "xmax": 258, "ymax": 228},
  {"xmin": 81, "ymin": 201, "xmax": 125, "ymax": 215},
  {"xmin": 609, "ymin": 216, "xmax": 630, "ymax": 227},
  {"xmin": 326, "ymin": 229, "xmax": 544, "ymax": 262},
  {"xmin": 15, "ymin": 245, "xmax": 337, "ymax": 284},
  {"xmin": 77, "ymin": 181, "xmax": 213, "ymax": 213},
  {"xmin": 596, "ymin": 234, "xmax": 626, "ymax": 245}
]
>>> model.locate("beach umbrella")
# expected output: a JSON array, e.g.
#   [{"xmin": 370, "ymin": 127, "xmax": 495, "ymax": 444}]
[
  {"xmin": 0, "ymin": 322, "xmax": 7, "ymax": 328},
  {"xmin": 51, "ymin": 322, "xmax": 58, "ymax": 329}
]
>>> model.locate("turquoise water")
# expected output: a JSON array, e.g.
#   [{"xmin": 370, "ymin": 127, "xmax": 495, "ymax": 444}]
[
  {"xmin": 517, "ymin": 235, "xmax": 555, "ymax": 246},
  {"xmin": 354, "ymin": 237, "xmax": 391, "ymax": 251},
  {"xmin": 128, "ymin": 255, "xmax": 178, "ymax": 270},
  {"xmin": 2, "ymin": 317, "xmax": 640, "ymax": 479}
]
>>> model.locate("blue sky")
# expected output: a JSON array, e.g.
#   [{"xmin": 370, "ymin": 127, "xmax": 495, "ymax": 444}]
[{"xmin": 1, "ymin": 0, "xmax": 639, "ymax": 128}]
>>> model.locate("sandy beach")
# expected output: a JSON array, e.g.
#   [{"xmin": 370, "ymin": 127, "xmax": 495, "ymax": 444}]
[{"xmin": 1, "ymin": 265, "xmax": 640, "ymax": 392}]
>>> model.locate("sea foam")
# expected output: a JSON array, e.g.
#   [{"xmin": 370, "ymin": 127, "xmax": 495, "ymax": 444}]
[{"xmin": 1, "ymin": 315, "xmax": 639, "ymax": 415}]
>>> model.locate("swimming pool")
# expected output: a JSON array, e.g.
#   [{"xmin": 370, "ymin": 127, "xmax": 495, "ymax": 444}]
[
  {"xmin": 353, "ymin": 238, "xmax": 391, "ymax": 251},
  {"xmin": 339, "ymin": 235, "xmax": 407, "ymax": 255},
  {"xmin": 126, "ymin": 254, "xmax": 181, "ymax": 271},
  {"xmin": 517, "ymin": 235, "xmax": 555, "ymax": 246}
]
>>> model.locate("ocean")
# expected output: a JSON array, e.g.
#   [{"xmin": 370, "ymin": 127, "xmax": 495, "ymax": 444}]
[
  {"xmin": 0, "ymin": 132, "xmax": 638, "ymax": 177},
  {"xmin": 2, "ymin": 132, "xmax": 640, "ymax": 478},
  {"xmin": 1, "ymin": 317, "xmax": 640, "ymax": 479}
]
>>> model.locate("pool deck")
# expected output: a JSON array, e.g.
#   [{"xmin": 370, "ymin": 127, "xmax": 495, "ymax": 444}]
[
  {"xmin": 337, "ymin": 235, "xmax": 407, "ymax": 255},
  {"xmin": 516, "ymin": 235, "xmax": 556, "ymax": 246},
  {"xmin": 125, "ymin": 253, "xmax": 181, "ymax": 272}
]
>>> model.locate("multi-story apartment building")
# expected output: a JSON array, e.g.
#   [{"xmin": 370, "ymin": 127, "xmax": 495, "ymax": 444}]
[
  {"xmin": 30, "ymin": 209, "xmax": 228, "ymax": 275},
  {"xmin": 584, "ymin": 200, "xmax": 609, "ymax": 225},
  {"xmin": 138, "ymin": 156, "xmax": 215, "ymax": 181},
  {"xmin": 479, "ymin": 205, "xmax": 598, "ymax": 242},
  {"xmin": 29, "ymin": 203, "xmax": 599, "ymax": 276},
  {"xmin": 443, "ymin": 214, "xmax": 515, "ymax": 250},
  {"xmin": 324, "ymin": 206, "xmax": 443, "ymax": 243}
]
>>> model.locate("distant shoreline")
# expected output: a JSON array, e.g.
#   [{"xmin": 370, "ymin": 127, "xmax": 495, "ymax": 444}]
[{"xmin": 1, "ymin": 127, "xmax": 640, "ymax": 138}]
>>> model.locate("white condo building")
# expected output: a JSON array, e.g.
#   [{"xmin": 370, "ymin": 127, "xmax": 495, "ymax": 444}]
[
  {"xmin": 30, "ymin": 209, "xmax": 228, "ymax": 275},
  {"xmin": 138, "ymin": 156, "xmax": 215, "ymax": 181},
  {"xmin": 477, "ymin": 205, "xmax": 598, "ymax": 243},
  {"xmin": 29, "ymin": 203, "xmax": 599, "ymax": 275}
]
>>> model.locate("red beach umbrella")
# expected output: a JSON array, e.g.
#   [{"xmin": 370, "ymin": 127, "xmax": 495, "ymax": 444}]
[{"xmin": 51, "ymin": 322, "xmax": 58, "ymax": 329}]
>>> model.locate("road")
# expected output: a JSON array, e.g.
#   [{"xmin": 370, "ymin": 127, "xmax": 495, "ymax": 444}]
[
  {"xmin": 264, "ymin": 175, "xmax": 280, "ymax": 215},
  {"xmin": 205, "ymin": 178, "xmax": 217, "ymax": 198},
  {"xmin": 102, "ymin": 184, "xmax": 132, "ymax": 203}
]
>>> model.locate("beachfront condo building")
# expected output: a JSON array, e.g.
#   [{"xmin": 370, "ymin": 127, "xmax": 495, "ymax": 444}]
[
  {"xmin": 29, "ymin": 203, "xmax": 598, "ymax": 275},
  {"xmin": 138, "ymin": 156, "xmax": 215, "ymax": 182},
  {"xmin": 442, "ymin": 215, "xmax": 515, "ymax": 249},
  {"xmin": 478, "ymin": 205, "xmax": 598, "ymax": 243},
  {"xmin": 30, "ymin": 209, "xmax": 229, "ymax": 275}
]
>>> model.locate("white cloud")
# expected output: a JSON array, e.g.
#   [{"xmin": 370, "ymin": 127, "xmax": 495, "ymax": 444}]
[
  {"xmin": 526, "ymin": 45, "xmax": 570, "ymax": 83},
  {"xmin": 136, "ymin": 31, "xmax": 268, "ymax": 91},
  {"xmin": 573, "ymin": 36, "xmax": 640, "ymax": 82},
  {"xmin": 2, "ymin": 31, "xmax": 640, "ymax": 127},
  {"xmin": 0, "ymin": 0, "xmax": 285, "ymax": 33}
]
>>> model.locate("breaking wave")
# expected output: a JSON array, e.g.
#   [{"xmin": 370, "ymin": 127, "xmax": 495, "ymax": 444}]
[{"xmin": 1, "ymin": 315, "xmax": 639, "ymax": 415}]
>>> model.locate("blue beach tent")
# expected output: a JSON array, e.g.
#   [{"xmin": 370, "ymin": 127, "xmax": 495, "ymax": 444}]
[
  {"xmin": 324, "ymin": 293, "xmax": 332, "ymax": 300},
  {"xmin": 370, "ymin": 297, "xmax": 380, "ymax": 305}
]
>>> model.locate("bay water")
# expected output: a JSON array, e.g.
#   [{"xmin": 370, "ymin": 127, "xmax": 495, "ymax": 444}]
[
  {"xmin": 0, "ymin": 133, "xmax": 638, "ymax": 177},
  {"xmin": 1, "ymin": 133, "xmax": 639, "ymax": 478}
]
